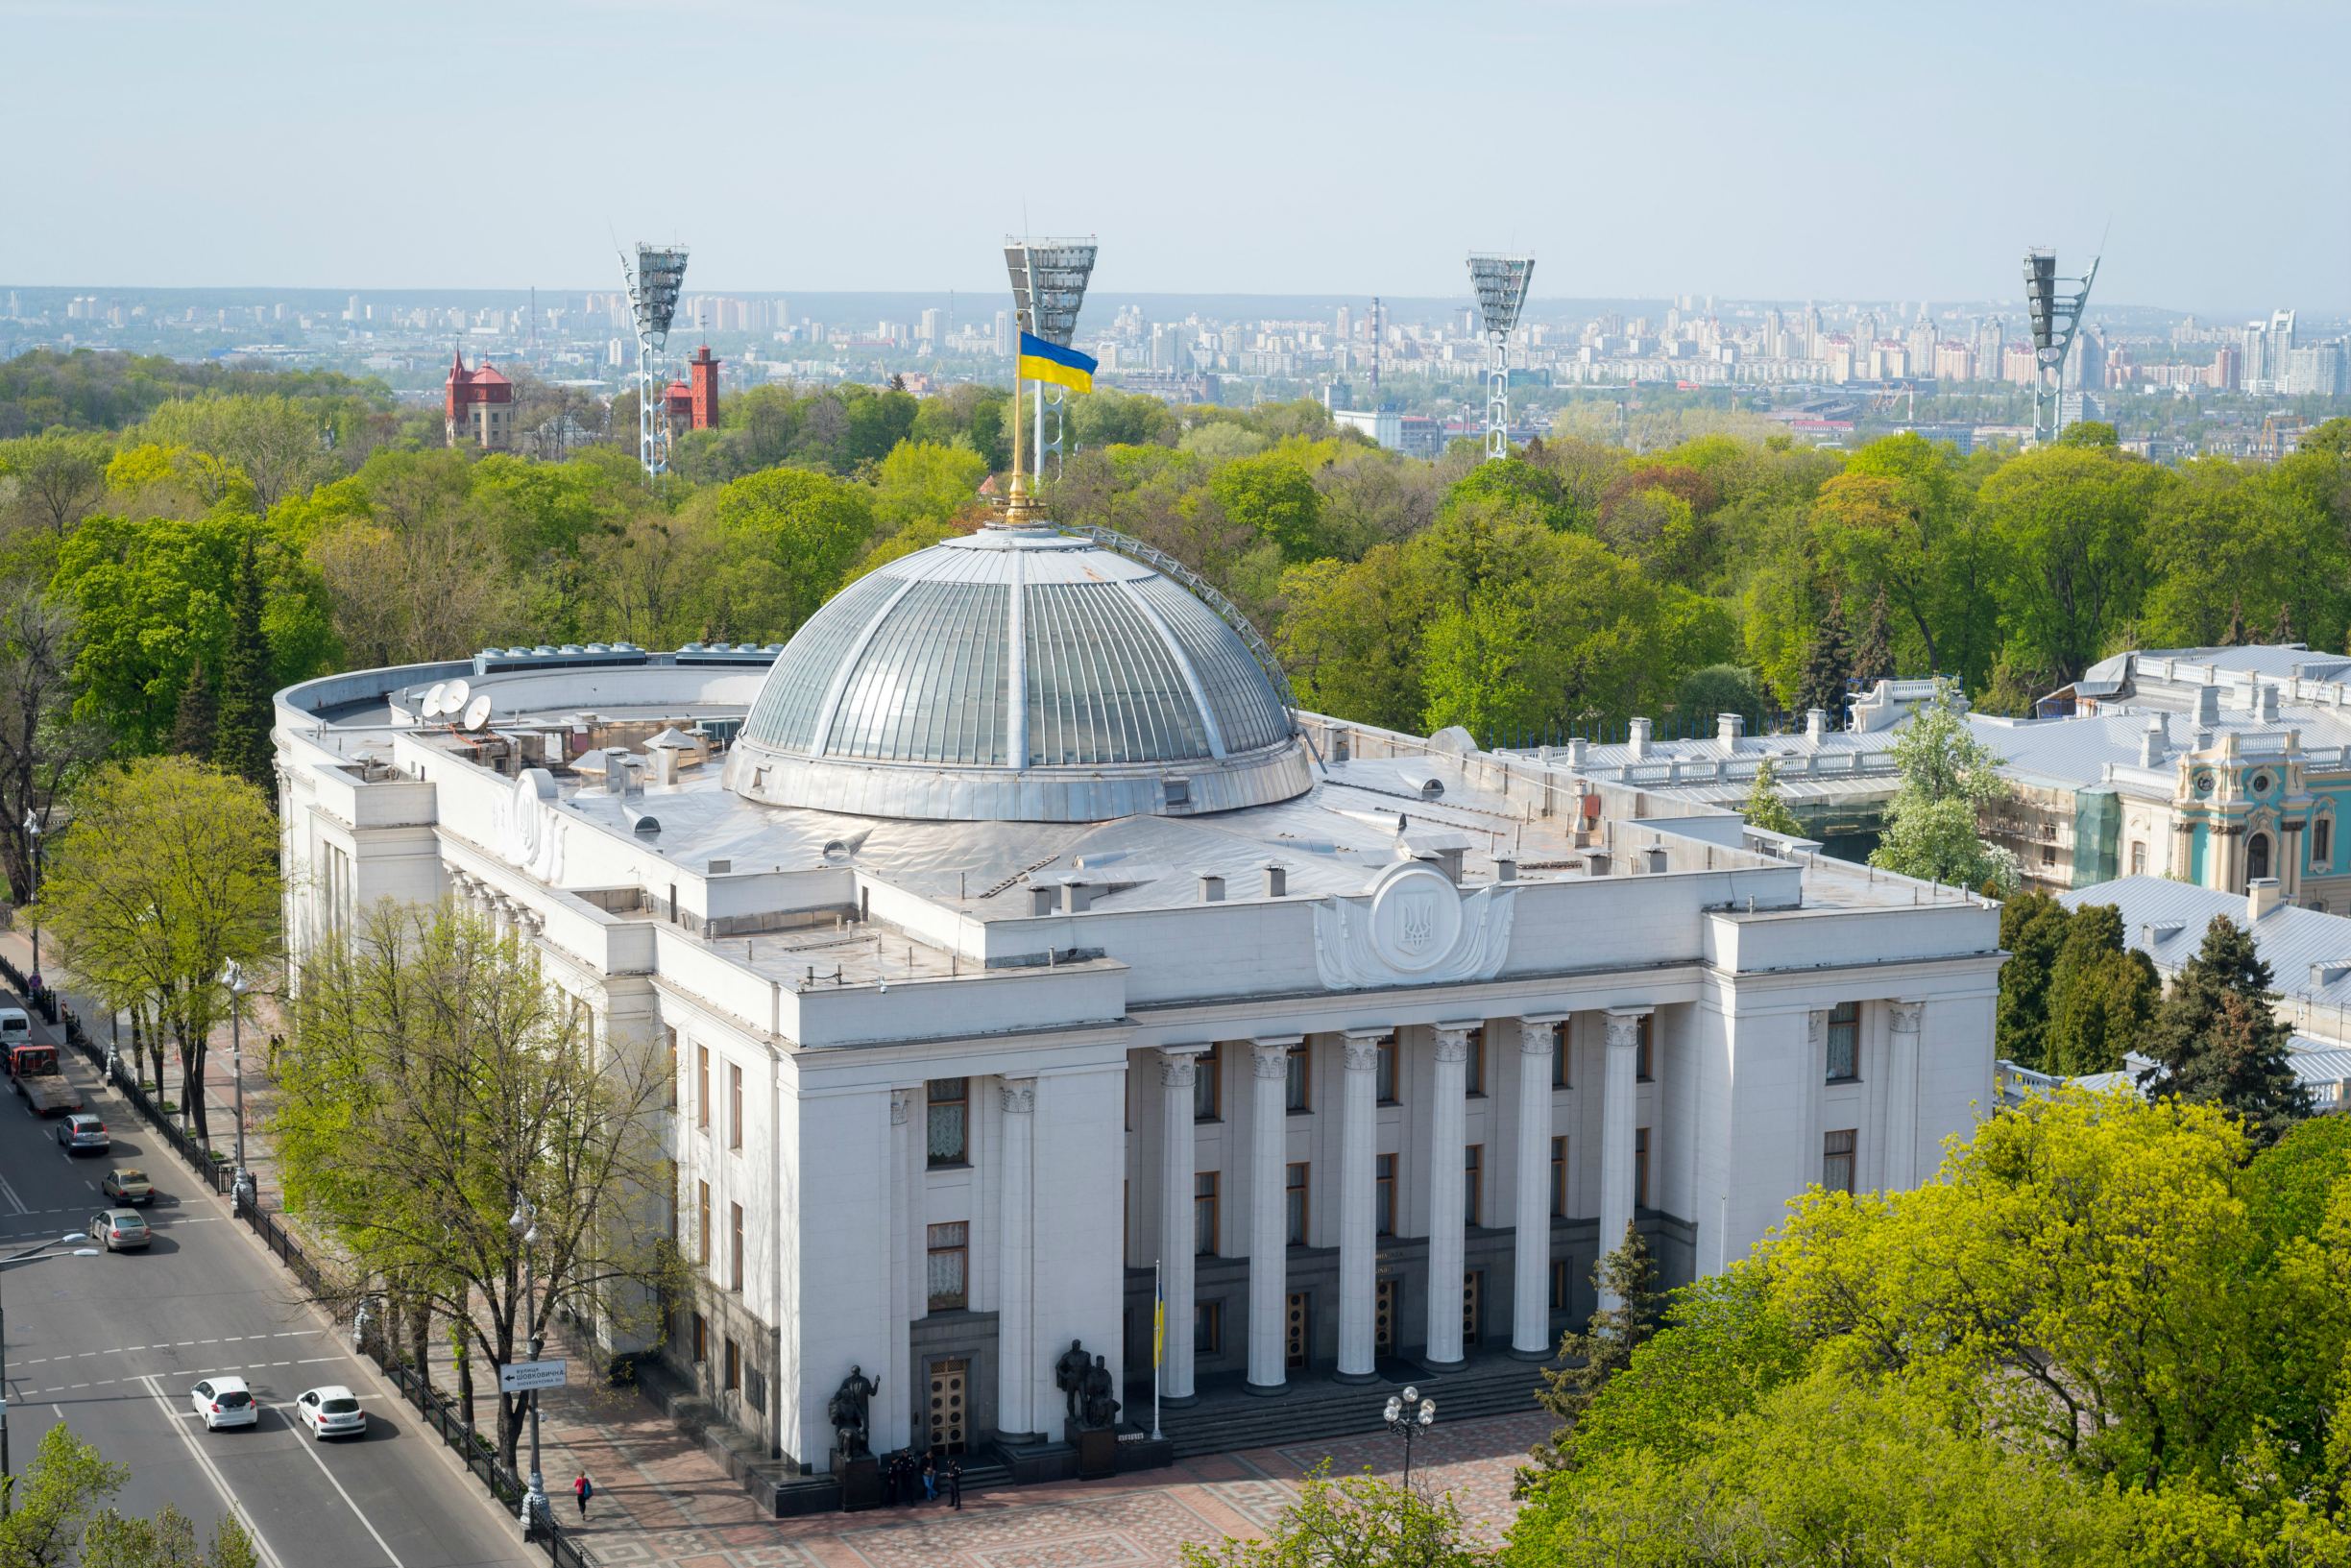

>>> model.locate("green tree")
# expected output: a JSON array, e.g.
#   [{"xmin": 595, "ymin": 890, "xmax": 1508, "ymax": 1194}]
[
  {"xmin": 0, "ymin": 1422, "xmax": 259, "ymax": 1567},
  {"xmin": 1180, "ymin": 1462, "xmax": 1491, "ymax": 1568},
  {"xmin": 1792, "ymin": 593, "xmax": 1851, "ymax": 717},
  {"xmin": 1211, "ymin": 454, "xmax": 1329, "ymax": 563},
  {"xmin": 2140, "ymin": 914, "xmax": 2311, "ymax": 1146},
  {"xmin": 1671, "ymin": 663, "xmax": 1765, "ymax": 732},
  {"xmin": 1869, "ymin": 682, "xmax": 2016, "ymax": 893},
  {"xmin": 209, "ymin": 536, "xmax": 273, "ymax": 790},
  {"xmin": 1850, "ymin": 585, "xmax": 1895, "ymax": 686},
  {"xmin": 0, "ymin": 586, "xmax": 106, "ymax": 905},
  {"xmin": 1740, "ymin": 757, "xmax": 1803, "ymax": 837},
  {"xmin": 1811, "ymin": 431, "xmax": 1988, "ymax": 684},
  {"xmin": 1436, "ymin": 457, "xmax": 1582, "ymax": 534},
  {"xmin": 871, "ymin": 440, "xmax": 988, "ymax": 529},
  {"xmin": 1978, "ymin": 443, "xmax": 2162, "ymax": 684},
  {"xmin": 1275, "ymin": 550, "xmax": 1433, "ymax": 734},
  {"xmin": 1527, "ymin": 1223, "xmax": 1660, "ymax": 1474},
  {"xmin": 169, "ymin": 655, "xmax": 217, "ymax": 759},
  {"xmin": 1996, "ymin": 890, "xmax": 2071, "ymax": 1070},
  {"xmin": 32, "ymin": 757, "xmax": 279, "ymax": 1145},
  {"xmin": 2042, "ymin": 902, "xmax": 2161, "ymax": 1076},
  {"xmin": 0, "ymin": 430, "xmax": 109, "ymax": 536},
  {"xmin": 695, "ymin": 468, "xmax": 878, "ymax": 640}
]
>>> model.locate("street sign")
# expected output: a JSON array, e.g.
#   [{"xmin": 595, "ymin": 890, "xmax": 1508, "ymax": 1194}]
[{"xmin": 497, "ymin": 1359, "xmax": 567, "ymax": 1394}]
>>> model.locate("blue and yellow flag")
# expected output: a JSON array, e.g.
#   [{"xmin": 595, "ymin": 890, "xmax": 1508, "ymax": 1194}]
[{"xmin": 1019, "ymin": 331, "xmax": 1097, "ymax": 395}]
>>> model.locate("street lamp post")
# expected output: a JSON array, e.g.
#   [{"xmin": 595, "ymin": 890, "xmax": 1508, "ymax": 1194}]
[
  {"xmin": 19, "ymin": 812, "xmax": 38, "ymax": 999},
  {"xmin": 0, "ymin": 1234, "xmax": 101, "ymax": 1517},
  {"xmin": 508, "ymin": 1195, "xmax": 546, "ymax": 1537},
  {"xmin": 220, "ymin": 962, "xmax": 253, "ymax": 1212},
  {"xmin": 1382, "ymin": 1384, "xmax": 1438, "ymax": 1490}
]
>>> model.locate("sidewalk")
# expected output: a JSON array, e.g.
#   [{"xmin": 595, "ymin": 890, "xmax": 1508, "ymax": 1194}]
[{"xmin": 2, "ymin": 929, "xmax": 1549, "ymax": 1564}]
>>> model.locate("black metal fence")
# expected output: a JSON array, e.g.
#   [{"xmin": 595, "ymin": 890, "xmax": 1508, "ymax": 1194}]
[{"xmin": 6, "ymin": 957, "xmax": 593, "ymax": 1568}]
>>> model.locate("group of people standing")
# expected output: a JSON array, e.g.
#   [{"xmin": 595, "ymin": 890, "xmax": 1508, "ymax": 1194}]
[{"xmin": 880, "ymin": 1449, "xmax": 962, "ymax": 1509}]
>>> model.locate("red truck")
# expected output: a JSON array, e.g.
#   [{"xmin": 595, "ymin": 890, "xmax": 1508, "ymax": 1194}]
[{"xmin": 10, "ymin": 1043, "xmax": 81, "ymax": 1117}]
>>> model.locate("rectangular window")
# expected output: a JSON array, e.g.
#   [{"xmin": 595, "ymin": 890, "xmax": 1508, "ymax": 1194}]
[
  {"xmin": 665, "ymin": 1025, "xmax": 678, "ymax": 1110},
  {"xmin": 724, "ymin": 1337, "xmax": 740, "ymax": 1392},
  {"xmin": 1285, "ymin": 1047, "xmax": 1311, "ymax": 1114},
  {"xmin": 1550, "ymin": 1257, "xmax": 1569, "ymax": 1311},
  {"xmin": 1465, "ymin": 1027, "xmax": 1487, "ymax": 1097},
  {"xmin": 1375, "ymin": 1035, "xmax": 1398, "ymax": 1104},
  {"xmin": 2130, "ymin": 840, "xmax": 2148, "ymax": 875},
  {"xmin": 927, "ymin": 1077, "xmax": 968, "ymax": 1167},
  {"xmin": 1824, "ymin": 1129, "xmax": 1857, "ymax": 1194},
  {"xmin": 1374, "ymin": 1153, "xmax": 1395, "ymax": 1237},
  {"xmin": 729, "ymin": 1201, "xmax": 744, "ymax": 1291},
  {"xmin": 2041, "ymin": 844, "xmax": 2056, "ymax": 868},
  {"xmin": 1194, "ymin": 1044, "xmax": 1222, "ymax": 1122},
  {"xmin": 728, "ymin": 1062, "xmax": 743, "ymax": 1151},
  {"xmin": 1285, "ymin": 1162, "xmax": 1309, "ymax": 1246},
  {"xmin": 1194, "ymin": 1300, "xmax": 1223, "ymax": 1355},
  {"xmin": 1636, "ymin": 1014, "xmax": 1655, "ymax": 1083},
  {"xmin": 1464, "ymin": 1144, "xmax": 1484, "ymax": 1227},
  {"xmin": 1552, "ymin": 1022, "xmax": 1569, "ymax": 1089},
  {"xmin": 1195, "ymin": 1171, "xmax": 1219, "ymax": 1256},
  {"xmin": 926, "ymin": 1221, "xmax": 969, "ymax": 1311},
  {"xmin": 696, "ymin": 1045, "xmax": 710, "ymax": 1129},
  {"xmin": 2318, "ymin": 819, "xmax": 2334, "ymax": 867},
  {"xmin": 691, "ymin": 1312, "xmax": 708, "ymax": 1363},
  {"xmin": 1634, "ymin": 1127, "xmax": 1650, "ymax": 1210},
  {"xmin": 1551, "ymin": 1135, "xmax": 1568, "ymax": 1218},
  {"xmin": 1827, "ymin": 1000, "xmax": 1860, "ymax": 1083},
  {"xmin": 697, "ymin": 1180, "xmax": 711, "ymax": 1268}
]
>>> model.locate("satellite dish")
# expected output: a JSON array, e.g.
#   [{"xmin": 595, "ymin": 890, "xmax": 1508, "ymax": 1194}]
[
  {"xmin": 442, "ymin": 678, "xmax": 471, "ymax": 719},
  {"xmin": 463, "ymin": 694, "xmax": 494, "ymax": 732},
  {"xmin": 422, "ymin": 682, "xmax": 449, "ymax": 718}
]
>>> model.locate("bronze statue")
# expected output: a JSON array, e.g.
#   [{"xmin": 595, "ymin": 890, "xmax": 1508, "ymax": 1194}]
[
  {"xmin": 1080, "ymin": 1353, "xmax": 1119, "ymax": 1430},
  {"xmin": 828, "ymin": 1364, "xmax": 879, "ymax": 1458},
  {"xmin": 1054, "ymin": 1339, "xmax": 1091, "ymax": 1421}
]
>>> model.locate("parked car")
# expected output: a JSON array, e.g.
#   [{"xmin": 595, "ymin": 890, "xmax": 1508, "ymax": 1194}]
[
  {"xmin": 55, "ymin": 1113, "xmax": 107, "ymax": 1153},
  {"xmin": 293, "ymin": 1385, "xmax": 366, "ymax": 1440},
  {"xmin": 100, "ymin": 1168, "xmax": 153, "ymax": 1205},
  {"xmin": 188, "ymin": 1376, "xmax": 257, "ymax": 1431},
  {"xmin": 87, "ymin": 1208, "xmax": 149, "ymax": 1251}
]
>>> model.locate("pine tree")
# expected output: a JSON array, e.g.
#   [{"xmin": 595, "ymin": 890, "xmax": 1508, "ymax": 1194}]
[
  {"xmin": 2139, "ymin": 914, "xmax": 2311, "ymax": 1146},
  {"xmin": 1995, "ymin": 890, "xmax": 2069, "ymax": 1071},
  {"xmin": 1527, "ymin": 1223, "xmax": 1661, "ymax": 1473},
  {"xmin": 2042, "ymin": 903, "xmax": 2161, "ymax": 1076},
  {"xmin": 2222, "ymin": 599, "xmax": 2247, "ymax": 647},
  {"xmin": 1851, "ymin": 586, "xmax": 1896, "ymax": 687},
  {"xmin": 1741, "ymin": 757, "xmax": 1803, "ymax": 837},
  {"xmin": 211, "ymin": 536, "xmax": 275, "ymax": 793},
  {"xmin": 1793, "ymin": 597, "xmax": 1852, "ymax": 719},
  {"xmin": 170, "ymin": 655, "xmax": 218, "ymax": 759}
]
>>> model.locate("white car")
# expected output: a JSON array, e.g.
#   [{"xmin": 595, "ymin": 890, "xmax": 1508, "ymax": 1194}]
[
  {"xmin": 189, "ymin": 1376, "xmax": 258, "ymax": 1431},
  {"xmin": 294, "ymin": 1385, "xmax": 365, "ymax": 1440}
]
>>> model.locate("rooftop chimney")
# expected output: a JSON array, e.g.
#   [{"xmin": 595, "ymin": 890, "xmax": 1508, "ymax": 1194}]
[
  {"xmin": 2249, "ymin": 877, "xmax": 2284, "ymax": 922},
  {"xmin": 1060, "ymin": 880, "xmax": 1095, "ymax": 915},
  {"xmin": 1643, "ymin": 845, "xmax": 1669, "ymax": 875},
  {"xmin": 1495, "ymin": 857, "xmax": 1517, "ymax": 882},
  {"xmin": 1806, "ymin": 708, "xmax": 1828, "ymax": 742},
  {"xmin": 2139, "ymin": 714, "xmax": 2170, "ymax": 769},
  {"xmin": 2194, "ymin": 685, "xmax": 2221, "ymax": 728},
  {"xmin": 2258, "ymin": 684, "xmax": 2281, "ymax": 723},
  {"xmin": 1717, "ymin": 712, "xmax": 1745, "ymax": 749},
  {"xmin": 1264, "ymin": 864, "xmax": 1287, "ymax": 899},
  {"xmin": 1566, "ymin": 737, "xmax": 1589, "ymax": 768},
  {"xmin": 1435, "ymin": 846, "xmax": 1465, "ymax": 885},
  {"xmin": 1198, "ymin": 874, "xmax": 1225, "ymax": 904},
  {"xmin": 1586, "ymin": 850, "xmax": 1612, "ymax": 876},
  {"xmin": 1627, "ymin": 717, "xmax": 1652, "ymax": 760},
  {"xmin": 1030, "ymin": 885, "xmax": 1055, "ymax": 917}
]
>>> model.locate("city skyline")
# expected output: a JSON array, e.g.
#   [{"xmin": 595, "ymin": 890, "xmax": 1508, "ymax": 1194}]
[{"xmin": 7, "ymin": 1, "xmax": 2348, "ymax": 311}]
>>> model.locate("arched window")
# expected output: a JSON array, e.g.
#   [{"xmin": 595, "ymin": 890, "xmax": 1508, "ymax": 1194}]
[
  {"xmin": 2248, "ymin": 832, "xmax": 2272, "ymax": 881},
  {"xmin": 2315, "ymin": 816, "xmax": 2333, "ymax": 870}
]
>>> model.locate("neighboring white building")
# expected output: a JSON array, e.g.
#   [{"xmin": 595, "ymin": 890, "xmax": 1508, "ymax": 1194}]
[{"xmin": 274, "ymin": 524, "xmax": 2000, "ymax": 1481}]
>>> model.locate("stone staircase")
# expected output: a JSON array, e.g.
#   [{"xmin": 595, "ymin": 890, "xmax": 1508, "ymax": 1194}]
[{"xmin": 1143, "ymin": 1355, "xmax": 1553, "ymax": 1461}]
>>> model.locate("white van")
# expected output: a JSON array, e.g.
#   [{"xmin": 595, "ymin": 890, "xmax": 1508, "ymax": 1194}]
[{"xmin": 0, "ymin": 1009, "xmax": 29, "ymax": 1045}]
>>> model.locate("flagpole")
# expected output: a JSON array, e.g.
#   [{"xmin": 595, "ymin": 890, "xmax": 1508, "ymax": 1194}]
[{"xmin": 1152, "ymin": 1257, "xmax": 1163, "ymax": 1442}]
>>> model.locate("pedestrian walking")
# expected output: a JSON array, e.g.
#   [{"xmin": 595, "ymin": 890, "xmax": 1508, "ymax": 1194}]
[
  {"xmin": 573, "ymin": 1472, "xmax": 593, "ymax": 1519},
  {"xmin": 881, "ymin": 1451, "xmax": 899, "ymax": 1507},
  {"xmin": 921, "ymin": 1453, "xmax": 938, "ymax": 1503},
  {"xmin": 947, "ymin": 1459, "xmax": 963, "ymax": 1510}
]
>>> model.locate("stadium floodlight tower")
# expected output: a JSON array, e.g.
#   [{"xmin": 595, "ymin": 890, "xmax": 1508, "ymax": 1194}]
[
  {"xmin": 2024, "ymin": 246, "xmax": 2099, "ymax": 445},
  {"xmin": 1467, "ymin": 253, "xmax": 1535, "ymax": 461},
  {"xmin": 622, "ymin": 242, "xmax": 690, "ymax": 480},
  {"xmin": 1005, "ymin": 236, "xmax": 1098, "ymax": 480}
]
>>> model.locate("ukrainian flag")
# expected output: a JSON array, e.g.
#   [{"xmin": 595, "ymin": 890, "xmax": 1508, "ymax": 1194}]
[{"xmin": 1019, "ymin": 331, "xmax": 1097, "ymax": 395}]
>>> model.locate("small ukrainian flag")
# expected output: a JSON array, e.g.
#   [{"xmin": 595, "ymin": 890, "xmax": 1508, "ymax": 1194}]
[{"xmin": 1019, "ymin": 331, "xmax": 1097, "ymax": 395}]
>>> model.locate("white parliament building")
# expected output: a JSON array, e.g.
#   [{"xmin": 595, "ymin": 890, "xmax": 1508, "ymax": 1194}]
[{"xmin": 275, "ymin": 522, "xmax": 2001, "ymax": 1477}]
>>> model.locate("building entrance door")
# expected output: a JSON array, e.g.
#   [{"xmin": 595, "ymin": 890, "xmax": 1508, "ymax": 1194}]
[
  {"xmin": 927, "ymin": 1358, "xmax": 968, "ymax": 1454},
  {"xmin": 1285, "ymin": 1291, "xmax": 1310, "ymax": 1368},
  {"xmin": 1374, "ymin": 1278, "xmax": 1397, "ymax": 1355}
]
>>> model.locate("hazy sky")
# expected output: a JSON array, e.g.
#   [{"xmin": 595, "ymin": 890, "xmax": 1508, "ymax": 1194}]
[{"xmin": 8, "ymin": 0, "xmax": 2346, "ymax": 313}]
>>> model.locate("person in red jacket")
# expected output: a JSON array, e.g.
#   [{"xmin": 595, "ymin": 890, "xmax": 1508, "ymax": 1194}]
[{"xmin": 573, "ymin": 1472, "xmax": 593, "ymax": 1519}]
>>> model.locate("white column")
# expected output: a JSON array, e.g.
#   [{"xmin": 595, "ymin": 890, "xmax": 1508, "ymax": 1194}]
[
  {"xmin": 1247, "ymin": 1036, "xmax": 1298, "ymax": 1391},
  {"xmin": 1423, "ymin": 1024, "xmax": 1474, "ymax": 1367},
  {"xmin": 1597, "ymin": 1009, "xmax": 1646, "ymax": 1312},
  {"xmin": 885, "ymin": 1088, "xmax": 915, "ymax": 1452},
  {"xmin": 1885, "ymin": 1001, "xmax": 1924, "ymax": 1190},
  {"xmin": 1512, "ymin": 1017, "xmax": 1563, "ymax": 1357},
  {"xmin": 1157, "ymin": 1047, "xmax": 1204, "ymax": 1403},
  {"xmin": 1336, "ymin": 1029, "xmax": 1383, "ymax": 1381},
  {"xmin": 995, "ymin": 1076, "xmax": 1037, "ymax": 1438}
]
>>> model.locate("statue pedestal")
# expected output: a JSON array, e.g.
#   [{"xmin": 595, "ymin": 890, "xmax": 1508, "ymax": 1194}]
[
  {"xmin": 830, "ymin": 1450, "xmax": 880, "ymax": 1512},
  {"xmin": 1064, "ymin": 1421, "xmax": 1117, "ymax": 1480}
]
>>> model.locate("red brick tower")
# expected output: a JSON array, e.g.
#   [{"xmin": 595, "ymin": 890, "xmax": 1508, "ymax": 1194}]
[{"xmin": 688, "ymin": 345, "xmax": 721, "ymax": 430}]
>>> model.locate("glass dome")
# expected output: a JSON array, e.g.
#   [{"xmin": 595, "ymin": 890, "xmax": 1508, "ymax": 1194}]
[{"xmin": 723, "ymin": 527, "xmax": 1312, "ymax": 822}]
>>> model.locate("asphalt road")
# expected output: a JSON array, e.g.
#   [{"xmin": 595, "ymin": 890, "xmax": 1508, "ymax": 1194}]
[{"xmin": 0, "ymin": 1033, "xmax": 533, "ymax": 1568}]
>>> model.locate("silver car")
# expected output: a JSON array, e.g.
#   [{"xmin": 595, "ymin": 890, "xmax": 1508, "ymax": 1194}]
[
  {"xmin": 88, "ymin": 1208, "xmax": 149, "ymax": 1251},
  {"xmin": 56, "ymin": 1113, "xmax": 108, "ymax": 1153}
]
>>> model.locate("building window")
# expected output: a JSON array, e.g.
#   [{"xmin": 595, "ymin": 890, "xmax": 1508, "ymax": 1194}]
[
  {"xmin": 1195, "ymin": 1300, "xmax": 1223, "ymax": 1355},
  {"xmin": 729, "ymin": 1202, "xmax": 744, "ymax": 1291},
  {"xmin": 1195, "ymin": 1171, "xmax": 1220, "ymax": 1256},
  {"xmin": 1286, "ymin": 1162, "xmax": 1309, "ymax": 1245},
  {"xmin": 1375, "ymin": 1035, "xmax": 1398, "ymax": 1103},
  {"xmin": 1464, "ymin": 1145, "xmax": 1484, "ymax": 1226},
  {"xmin": 927, "ymin": 1077, "xmax": 968, "ymax": 1167},
  {"xmin": 696, "ymin": 1045, "xmax": 711, "ymax": 1130},
  {"xmin": 2041, "ymin": 844, "xmax": 2057, "ymax": 868},
  {"xmin": 1635, "ymin": 1015, "xmax": 1655, "ymax": 1082},
  {"xmin": 2249, "ymin": 833, "xmax": 2272, "ymax": 881},
  {"xmin": 696, "ymin": 1180, "xmax": 711, "ymax": 1268},
  {"xmin": 2317, "ymin": 818, "xmax": 2334, "ymax": 868},
  {"xmin": 1827, "ymin": 1000, "xmax": 1860, "ymax": 1083},
  {"xmin": 1550, "ymin": 1258, "xmax": 1570, "ymax": 1311},
  {"xmin": 665, "ymin": 1026, "xmax": 678, "ymax": 1110},
  {"xmin": 1374, "ymin": 1153, "xmax": 1395, "ymax": 1237},
  {"xmin": 691, "ymin": 1311, "xmax": 708, "ymax": 1363},
  {"xmin": 1285, "ymin": 1047, "xmax": 1311, "ymax": 1114},
  {"xmin": 1195, "ymin": 1045, "xmax": 1222, "ymax": 1122},
  {"xmin": 728, "ymin": 1062, "xmax": 743, "ymax": 1151},
  {"xmin": 1551, "ymin": 1135, "xmax": 1567, "ymax": 1218},
  {"xmin": 2130, "ymin": 840, "xmax": 2147, "ymax": 876},
  {"xmin": 724, "ymin": 1337, "xmax": 740, "ymax": 1393},
  {"xmin": 1633, "ymin": 1128, "xmax": 1649, "ymax": 1210},
  {"xmin": 926, "ymin": 1222, "xmax": 968, "ymax": 1311},
  {"xmin": 1552, "ymin": 1022, "xmax": 1569, "ymax": 1089},
  {"xmin": 1464, "ymin": 1027, "xmax": 1487, "ymax": 1097},
  {"xmin": 1824, "ymin": 1129, "xmax": 1857, "ymax": 1194}
]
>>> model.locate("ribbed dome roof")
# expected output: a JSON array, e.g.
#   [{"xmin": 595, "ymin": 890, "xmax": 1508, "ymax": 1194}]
[{"xmin": 723, "ymin": 527, "xmax": 1311, "ymax": 822}]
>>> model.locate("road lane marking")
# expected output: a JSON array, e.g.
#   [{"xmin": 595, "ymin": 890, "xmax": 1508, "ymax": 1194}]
[
  {"xmin": 0, "ymin": 1174, "xmax": 28, "ymax": 1214},
  {"xmin": 276, "ymin": 1403, "xmax": 408, "ymax": 1568},
  {"xmin": 137, "ymin": 1374, "xmax": 286, "ymax": 1568}
]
